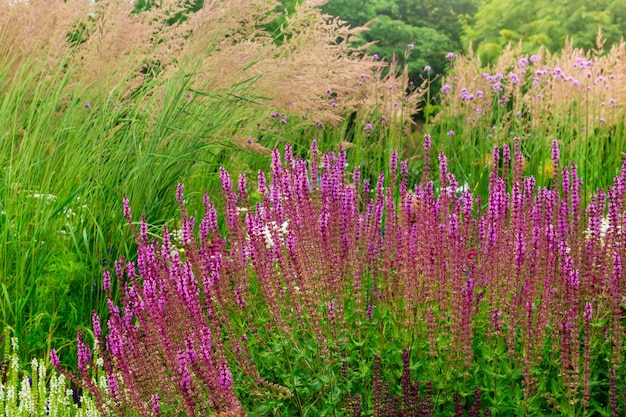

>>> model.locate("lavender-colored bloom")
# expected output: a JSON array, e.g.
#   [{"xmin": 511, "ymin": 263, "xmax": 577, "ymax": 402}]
[
  {"xmin": 92, "ymin": 310, "xmax": 102, "ymax": 339},
  {"xmin": 219, "ymin": 361, "xmax": 233, "ymax": 389},
  {"xmin": 84, "ymin": 102, "xmax": 91, "ymax": 109},
  {"xmin": 372, "ymin": 53, "xmax": 379, "ymax": 60},
  {"xmin": 448, "ymin": 130, "xmax": 455, "ymax": 136},
  {"xmin": 446, "ymin": 52, "xmax": 456, "ymax": 60},
  {"xmin": 424, "ymin": 65, "xmax": 431, "ymax": 72},
  {"xmin": 518, "ymin": 57, "xmax": 528, "ymax": 68},
  {"xmin": 123, "ymin": 196, "xmax": 131, "ymax": 222},
  {"xmin": 475, "ymin": 90, "xmax": 483, "ymax": 98},
  {"xmin": 407, "ymin": 43, "xmax": 414, "ymax": 50},
  {"xmin": 442, "ymin": 84, "xmax": 451, "ymax": 93},
  {"xmin": 529, "ymin": 55, "xmax": 539, "ymax": 63},
  {"xmin": 280, "ymin": 117, "xmax": 287, "ymax": 125},
  {"xmin": 103, "ymin": 270, "xmax": 111, "ymax": 292},
  {"xmin": 363, "ymin": 123, "xmax": 373, "ymax": 132},
  {"xmin": 328, "ymin": 300, "xmax": 336, "ymax": 321},
  {"xmin": 50, "ymin": 349, "xmax": 60, "ymax": 369},
  {"xmin": 610, "ymin": 98, "xmax": 617, "ymax": 107},
  {"xmin": 600, "ymin": 117, "xmax": 606, "ymax": 123},
  {"xmin": 331, "ymin": 101, "xmax": 337, "ymax": 108},
  {"xmin": 492, "ymin": 82, "xmax": 503, "ymax": 92},
  {"xmin": 584, "ymin": 302, "xmax": 593, "ymax": 322},
  {"xmin": 152, "ymin": 395, "xmax": 161, "ymax": 415},
  {"xmin": 475, "ymin": 107, "xmax": 483, "ymax": 115}
]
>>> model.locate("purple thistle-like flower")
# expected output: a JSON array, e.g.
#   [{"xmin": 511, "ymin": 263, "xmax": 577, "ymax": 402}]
[
  {"xmin": 407, "ymin": 44, "xmax": 414, "ymax": 50},
  {"xmin": 448, "ymin": 130, "xmax": 455, "ymax": 136},
  {"xmin": 442, "ymin": 84, "xmax": 451, "ymax": 93},
  {"xmin": 363, "ymin": 123, "xmax": 374, "ymax": 132},
  {"xmin": 280, "ymin": 117, "xmax": 287, "ymax": 125},
  {"xmin": 424, "ymin": 65, "xmax": 431, "ymax": 72},
  {"xmin": 446, "ymin": 52, "xmax": 456, "ymax": 60}
]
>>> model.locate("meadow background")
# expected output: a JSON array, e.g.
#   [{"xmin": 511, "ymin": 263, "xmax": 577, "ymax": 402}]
[{"xmin": 1, "ymin": 0, "xmax": 626, "ymax": 415}]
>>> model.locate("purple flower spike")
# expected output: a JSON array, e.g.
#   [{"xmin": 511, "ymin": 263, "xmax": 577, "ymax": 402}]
[
  {"xmin": 219, "ymin": 362, "xmax": 233, "ymax": 389},
  {"xmin": 50, "ymin": 349, "xmax": 60, "ymax": 369}
]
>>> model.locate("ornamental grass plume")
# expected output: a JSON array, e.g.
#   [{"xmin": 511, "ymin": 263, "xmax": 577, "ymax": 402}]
[
  {"xmin": 438, "ymin": 35, "xmax": 626, "ymax": 135},
  {"xmin": 0, "ymin": 0, "xmax": 423, "ymax": 128},
  {"xmin": 58, "ymin": 139, "xmax": 626, "ymax": 415}
]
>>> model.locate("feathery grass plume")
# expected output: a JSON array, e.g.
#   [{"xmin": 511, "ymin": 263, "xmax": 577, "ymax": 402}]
[
  {"xmin": 0, "ymin": 0, "xmax": 423, "ymax": 125},
  {"xmin": 65, "ymin": 142, "xmax": 626, "ymax": 415}
]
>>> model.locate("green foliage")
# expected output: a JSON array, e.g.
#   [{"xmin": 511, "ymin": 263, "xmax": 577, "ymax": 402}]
[
  {"xmin": 0, "ymin": 54, "xmax": 273, "ymax": 367},
  {"xmin": 321, "ymin": 0, "xmax": 477, "ymax": 79},
  {"xmin": 466, "ymin": 0, "xmax": 626, "ymax": 64}
]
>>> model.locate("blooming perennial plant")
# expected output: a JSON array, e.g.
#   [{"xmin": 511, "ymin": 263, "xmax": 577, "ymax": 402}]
[{"xmin": 55, "ymin": 139, "xmax": 626, "ymax": 415}]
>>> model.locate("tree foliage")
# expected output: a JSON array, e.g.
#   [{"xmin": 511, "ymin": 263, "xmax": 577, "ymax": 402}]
[
  {"xmin": 465, "ymin": 0, "xmax": 626, "ymax": 64},
  {"xmin": 321, "ymin": 0, "xmax": 478, "ymax": 79}
]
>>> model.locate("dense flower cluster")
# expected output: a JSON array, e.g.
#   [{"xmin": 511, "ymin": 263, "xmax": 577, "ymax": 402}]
[{"xmin": 55, "ymin": 140, "xmax": 626, "ymax": 415}]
